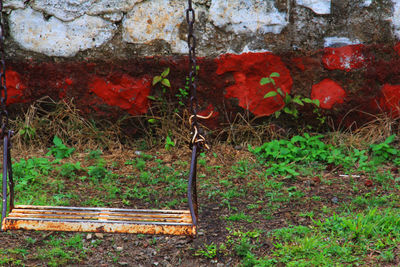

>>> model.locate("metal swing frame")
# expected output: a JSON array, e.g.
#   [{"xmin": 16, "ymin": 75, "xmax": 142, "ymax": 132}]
[{"xmin": 1, "ymin": 0, "xmax": 204, "ymax": 236}]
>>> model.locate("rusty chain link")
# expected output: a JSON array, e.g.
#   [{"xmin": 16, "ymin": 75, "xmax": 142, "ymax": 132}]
[
  {"xmin": 186, "ymin": 0, "xmax": 210, "ymax": 150},
  {"xmin": 0, "ymin": 0, "xmax": 8, "ymax": 137}
]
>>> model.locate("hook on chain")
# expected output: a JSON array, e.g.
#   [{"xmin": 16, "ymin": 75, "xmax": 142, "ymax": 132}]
[{"xmin": 189, "ymin": 111, "xmax": 213, "ymax": 150}]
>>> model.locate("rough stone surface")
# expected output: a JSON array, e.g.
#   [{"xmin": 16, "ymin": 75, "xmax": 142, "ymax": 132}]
[
  {"xmin": 391, "ymin": 0, "xmax": 400, "ymax": 38},
  {"xmin": 122, "ymin": 0, "xmax": 187, "ymax": 54},
  {"xmin": 31, "ymin": 0, "xmax": 96, "ymax": 21},
  {"xmin": 4, "ymin": 0, "xmax": 26, "ymax": 9},
  {"xmin": 87, "ymin": 0, "xmax": 145, "ymax": 15},
  {"xmin": 209, "ymin": 0, "xmax": 288, "ymax": 34},
  {"xmin": 296, "ymin": 0, "xmax": 331, "ymax": 14},
  {"xmin": 9, "ymin": 7, "xmax": 117, "ymax": 57}
]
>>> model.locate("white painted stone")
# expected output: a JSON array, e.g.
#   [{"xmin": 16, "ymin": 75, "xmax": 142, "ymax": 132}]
[
  {"xmin": 209, "ymin": 0, "xmax": 288, "ymax": 34},
  {"xmin": 122, "ymin": 0, "xmax": 187, "ymax": 54},
  {"xmin": 31, "ymin": 0, "xmax": 96, "ymax": 21},
  {"xmin": 88, "ymin": 0, "xmax": 144, "ymax": 15},
  {"xmin": 102, "ymin": 12, "xmax": 124, "ymax": 22},
  {"xmin": 324, "ymin": 37, "xmax": 361, "ymax": 47},
  {"xmin": 296, "ymin": 0, "xmax": 331, "ymax": 15},
  {"xmin": 9, "ymin": 7, "xmax": 117, "ymax": 57},
  {"xmin": 361, "ymin": 0, "xmax": 372, "ymax": 7},
  {"xmin": 391, "ymin": 0, "xmax": 400, "ymax": 38},
  {"xmin": 4, "ymin": 0, "xmax": 25, "ymax": 9}
]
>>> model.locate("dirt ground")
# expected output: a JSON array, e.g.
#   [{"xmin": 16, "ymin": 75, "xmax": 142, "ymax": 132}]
[{"xmin": 1, "ymin": 142, "xmax": 399, "ymax": 266}]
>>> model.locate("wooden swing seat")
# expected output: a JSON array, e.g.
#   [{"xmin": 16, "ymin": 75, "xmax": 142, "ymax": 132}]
[{"xmin": 2, "ymin": 205, "xmax": 196, "ymax": 236}]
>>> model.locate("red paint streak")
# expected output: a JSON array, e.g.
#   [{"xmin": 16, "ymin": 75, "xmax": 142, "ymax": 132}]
[
  {"xmin": 394, "ymin": 42, "xmax": 400, "ymax": 57},
  {"xmin": 215, "ymin": 52, "xmax": 293, "ymax": 116},
  {"xmin": 322, "ymin": 45, "xmax": 366, "ymax": 72},
  {"xmin": 89, "ymin": 74, "xmax": 151, "ymax": 115},
  {"xmin": 291, "ymin": 57, "xmax": 306, "ymax": 71},
  {"xmin": 6, "ymin": 69, "xmax": 26, "ymax": 104},
  {"xmin": 311, "ymin": 79, "xmax": 346, "ymax": 109},
  {"xmin": 380, "ymin": 84, "xmax": 400, "ymax": 118},
  {"xmin": 65, "ymin": 77, "xmax": 73, "ymax": 85}
]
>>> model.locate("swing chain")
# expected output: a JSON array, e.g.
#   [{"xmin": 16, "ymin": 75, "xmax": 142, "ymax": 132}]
[
  {"xmin": 0, "ymin": 0, "xmax": 8, "ymax": 137},
  {"xmin": 186, "ymin": 0, "xmax": 209, "ymax": 150}
]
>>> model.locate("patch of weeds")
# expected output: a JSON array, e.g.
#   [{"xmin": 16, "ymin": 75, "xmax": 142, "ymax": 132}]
[
  {"xmin": 369, "ymin": 134, "xmax": 399, "ymax": 164},
  {"xmin": 13, "ymin": 157, "xmax": 57, "ymax": 205},
  {"xmin": 58, "ymin": 162, "xmax": 83, "ymax": 178},
  {"xmin": 371, "ymin": 171, "xmax": 395, "ymax": 189},
  {"xmin": 250, "ymin": 133, "xmax": 399, "ymax": 178},
  {"xmin": 198, "ymin": 152, "xmax": 207, "ymax": 166},
  {"xmin": 231, "ymin": 160, "xmax": 252, "ymax": 178},
  {"xmin": 260, "ymin": 208, "xmax": 400, "ymax": 265},
  {"xmin": 87, "ymin": 160, "xmax": 110, "ymax": 181},
  {"xmin": 0, "ymin": 248, "xmax": 27, "ymax": 265},
  {"xmin": 37, "ymin": 234, "xmax": 86, "ymax": 266},
  {"xmin": 194, "ymin": 243, "xmax": 218, "ymax": 259},
  {"xmin": 47, "ymin": 135, "xmax": 76, "ymax": 159},
  {"xmin": 226, "ymin": 212, "xmax": 253, "ymax": 223},
  {"xmin": 351, "ymin": 193, "xmax": 397, "ymax": 209},
  {"xmin": 86, "ymin": 149, "xmax": 102, "ymax": 160}
]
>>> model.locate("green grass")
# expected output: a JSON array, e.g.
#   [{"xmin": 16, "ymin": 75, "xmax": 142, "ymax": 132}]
[{"xmin": 4, "ymin": 133, "xmax": 400, "ymax": 266}]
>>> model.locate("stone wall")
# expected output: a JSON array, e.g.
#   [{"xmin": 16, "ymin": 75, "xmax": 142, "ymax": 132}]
[{"xmin": 3, "ymin": 0, "xmax": 400, "ymax": 128}]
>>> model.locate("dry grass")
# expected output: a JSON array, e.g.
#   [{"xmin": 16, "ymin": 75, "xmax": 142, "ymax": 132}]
[
  {"xmin": 10, "ymin": 97, "xmax": 126, "ymax": 153},
  {"xmin": 214, "ymin": 112, "xmax": 285, "ymax": 147},
  {"xmin": 326, "ymin": 111, "xmax": 400, "ymax": 150},
  {"xmin": 8, "ymin": 97, "xmax": 400, "ymax": 157}
]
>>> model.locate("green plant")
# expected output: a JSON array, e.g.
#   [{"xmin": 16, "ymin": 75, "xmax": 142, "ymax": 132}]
[
  {"xmin": 47, "ymin": 136, "xmax": 76, "ymax": 159},
  {"xmin": 370, "ymin": 134, "xmax": 398, "ymax": 164},
  {"xmin": 195, "ymin": 242, "xmax": 218, "ymax": 259},
  {"xmin": 165, "ymin": 134, "xmax": 175, "ymax": 150},
  {"xmin": 152, "ymin": 67, "xmax": 171, "ymax": 89},
  {"xmin": 261, "ymin": 72, "xmax": 320, "ymax": 118},
  {"xmin": 18, "ymin": 125, "xmax": 36, "ymax": 140},
  {"xmin": 87, "ymin": 161, "xmax": 110, "ymax": 180},
  {"xmin": 58, "ymin": 162, "xmax": 83, "ymax": 178},
  {"xmin": 86, "ymin": 149, "xmax": 102, "ymax": 160}
]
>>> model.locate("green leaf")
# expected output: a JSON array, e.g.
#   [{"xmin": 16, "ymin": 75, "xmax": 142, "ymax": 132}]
[
  {"xmin": 260, "ymin": 77, "xmax": 273, "ymax": 85},
  {"xmin": 53, "ymin": 136, "xmax": 63, "ymax": 146},
  {"xmin": 292, "ymin": 96, "xmax": 304, "ymax": 106},
  {"xmin": 161, "ymin": 67, "xmax": 170, "ymax": 78},
  {"xmin": 284, "ymin": 94, "xmax": 292, "ymax": 104},
  {"xmin": 303, "ymin": 98, "xmax": 312, "ymax": 104},
  {"xmin": 385, "ymin": 134, "xmax": 396, "ymax": 144},
  {"xmin": 277, "ymin": 88, "xmax": 284, "ymax": 96},
  {"xmin": 161, "ymin": 79, "xmax": 171, "ymax": 87},
  {"xmin": 148, "ymin": 118, "xmax": 157, "ymax": 124},
  {"xmin": 274, "ymin": 111, "xmax": 281, "ymax": 118},
  {"xmin": 269, "ymin": 72, "xmax": 280, "ymax": 78},
  {"xmin": 152, "ymin": 76, "xmax": 162, "ymax": 85},
  {"xmin": 147, "ymin": 95, "xmax": 156, "ymax": 101},
  {"xmin": 264, "ymin": 91, "xmax": 278, "ymax": 98},
  {"xmin": 283, "ymin": 107, "xmax": 292, "ymax": 114},
  {"xmin": 312, "ymin": 99, "xmax": 320, "ymax": 107}
]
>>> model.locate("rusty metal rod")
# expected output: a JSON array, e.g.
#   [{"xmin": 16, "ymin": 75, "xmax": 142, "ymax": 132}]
[
  {"xmin": 187, "ymin": 143, "xmax": 198, "ymax": 226},
  {"xmin": 7, "ymin": 131, "xmax": 13, "ymax": 211},
  {"xmin": 1, "ymin": 134, "xmax": 8, "ymax": 230}
]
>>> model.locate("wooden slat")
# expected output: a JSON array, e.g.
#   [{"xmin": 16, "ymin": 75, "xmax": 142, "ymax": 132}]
[
  {"xmin": 2, "ymin": 205, "xmax": 196, "ymax": 236},
  {"xmin": 9, "ymin": 209, "xmax": 191, "ymax": 221}
]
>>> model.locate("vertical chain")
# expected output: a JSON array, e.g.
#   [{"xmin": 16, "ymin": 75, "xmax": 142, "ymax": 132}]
[
  {"xmin": 186, "ymin": 0, "xmax": 198, "ymax": 144},
  {"xmin": 0, "ymin": 0, "xmax": 8, "ymax": 136}
]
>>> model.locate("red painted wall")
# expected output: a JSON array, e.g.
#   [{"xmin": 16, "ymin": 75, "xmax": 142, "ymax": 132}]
[{"xmin": 6, "ymin": 43, "xmax": 400, "ymax": 128}]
